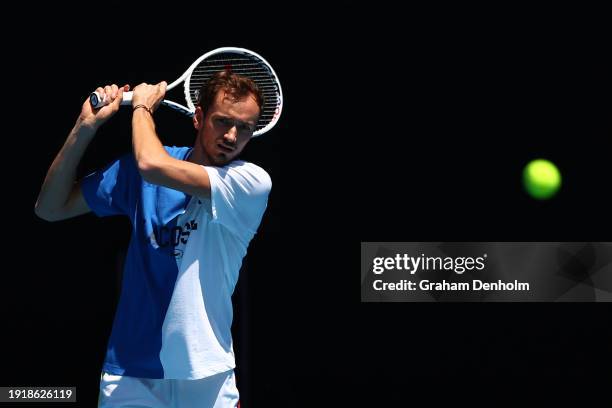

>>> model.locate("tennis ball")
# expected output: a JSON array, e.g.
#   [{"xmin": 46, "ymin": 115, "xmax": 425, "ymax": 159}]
[{"xmin": 523, "ymin": 159, "xmax": 561, "ymax": 200}]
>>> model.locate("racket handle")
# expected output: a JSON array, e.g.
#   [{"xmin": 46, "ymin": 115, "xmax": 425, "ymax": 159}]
[{"xmin": 89, "ymin": 91, "xmax": 133, "ymax": 108}]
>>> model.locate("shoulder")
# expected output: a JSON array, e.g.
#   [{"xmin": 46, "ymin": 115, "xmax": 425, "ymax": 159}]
[
  {"xmin": 207, "ymin": 160, "xmax": 272, "ymax": 195},
  {"xmin": 228, "ymin": 161, "xmax": 271, "ymax": 187}
]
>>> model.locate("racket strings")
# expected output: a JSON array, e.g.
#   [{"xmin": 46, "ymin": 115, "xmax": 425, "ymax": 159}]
[{"xmin": 188, "ymin": 54, "xmax": 281, "ymax": 131}]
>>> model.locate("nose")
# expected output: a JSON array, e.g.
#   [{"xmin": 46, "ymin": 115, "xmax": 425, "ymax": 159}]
[{"xmin": 224, "ymin": 126, "xmax": 237, "ymax": 145}]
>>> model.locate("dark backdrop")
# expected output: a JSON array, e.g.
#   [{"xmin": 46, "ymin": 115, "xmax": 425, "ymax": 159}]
[{"xmin": 2, "ymin": 4, "xmax": 610, "ymax": 407}]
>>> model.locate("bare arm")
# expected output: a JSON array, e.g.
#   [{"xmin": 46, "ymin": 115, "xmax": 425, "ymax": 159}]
[
  {"xmin": 131, "ymin": 82, "xmax": 212, "ymax": 198},
  {"xmin": 34, "ymin": 84, "xmax": 128, "ymax": 221},
  {"xmin": 34, "ymin": 123, "xmax": 95, "ymax": 221}
]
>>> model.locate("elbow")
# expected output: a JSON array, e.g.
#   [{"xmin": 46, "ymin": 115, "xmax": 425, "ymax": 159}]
[
  {"xmin": 34, "ymin": 202, "xmax": 48, "ymax": 221},
  {"xmin": 137, "ymin": 157, "xmax": 164, "ymax": 184},
  {"xmin": 34, "ymin": 204, "xmax": 60, "ymax": 222}
]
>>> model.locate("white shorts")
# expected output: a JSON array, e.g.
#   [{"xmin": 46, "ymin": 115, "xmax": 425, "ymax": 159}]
[{"xmin": 98, "ymin": 370, "xmax": 239, "ymax": 408}]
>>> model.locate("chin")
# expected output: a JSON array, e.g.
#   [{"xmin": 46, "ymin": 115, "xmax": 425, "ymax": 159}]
[{"xmin": 213, "ymin": 154, "xmax": 231, "ymax": 166}]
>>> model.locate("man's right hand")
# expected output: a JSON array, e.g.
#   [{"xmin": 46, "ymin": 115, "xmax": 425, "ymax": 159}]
[{"xmin": 79, "ymin": 84, "xmax": 130, "ymax": 130}]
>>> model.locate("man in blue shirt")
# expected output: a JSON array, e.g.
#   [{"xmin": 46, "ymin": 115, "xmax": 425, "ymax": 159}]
[{"xmin": 35, "ymin": 70, "xmax": 271, "ymax": 407}]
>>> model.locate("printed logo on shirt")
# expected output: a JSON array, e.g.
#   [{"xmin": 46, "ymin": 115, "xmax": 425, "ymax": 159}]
[{"xmin": 151, "ymin": 220, "xmax": 198, "ymax": 259}]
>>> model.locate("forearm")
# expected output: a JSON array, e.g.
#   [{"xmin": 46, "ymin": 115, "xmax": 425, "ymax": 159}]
[
  {"xmin": 130, "ymin": 109, "xmax": 211, "ymax": 197},
  {"xmin": 132, "ymin": 109, "xmax": 171, "ymax": 175},
  {"xmin": 35, "ymin": 120, "xmax": 96, "ymax": 215}
]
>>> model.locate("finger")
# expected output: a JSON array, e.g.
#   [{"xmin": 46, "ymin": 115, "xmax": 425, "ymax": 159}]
[
  {"xmin": 111, "ymin": 84, "xmax": 118, "ymax": 99},
  {"xmin": 103, "ymin": 85, "xmax": 112, "ymax": 104},
  {"xmin": 123, "ymin": 84, "xmax": 130, "ymax": 91},
  {"xmin": 111, "ymin": 87, "xmax": 125, "ymax": 109}
]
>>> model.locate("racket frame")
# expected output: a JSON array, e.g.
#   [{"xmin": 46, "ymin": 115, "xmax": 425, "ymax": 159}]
[{"xmin": 90, "ymin": 47, "xmax": 283, "ymax": 137}]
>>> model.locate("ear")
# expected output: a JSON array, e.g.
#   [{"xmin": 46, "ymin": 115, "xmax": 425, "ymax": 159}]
[{"xmin": 193, "ymin": 106, "xmax": 204, "ymax": 130}]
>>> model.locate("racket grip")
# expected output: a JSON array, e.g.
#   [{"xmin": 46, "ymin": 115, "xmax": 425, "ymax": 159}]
[{"xmin": 89, "ymin": 91, "xmax": 133, "ymax": 108}]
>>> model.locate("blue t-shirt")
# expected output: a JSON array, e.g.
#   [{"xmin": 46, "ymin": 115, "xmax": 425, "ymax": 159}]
[{"xmin": 81, "ymin": 146, "xmax": 271, "ymax": 379}]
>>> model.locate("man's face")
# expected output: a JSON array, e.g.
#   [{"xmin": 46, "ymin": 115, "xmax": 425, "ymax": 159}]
[{"xmin": 195, "ymin": 90, "xmax": 260, "ymax": 166}]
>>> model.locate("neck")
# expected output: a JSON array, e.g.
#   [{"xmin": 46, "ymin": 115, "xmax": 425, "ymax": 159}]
[{"xmin": 187, "ymin": 144, "xmax": 211, "ymax": 166}]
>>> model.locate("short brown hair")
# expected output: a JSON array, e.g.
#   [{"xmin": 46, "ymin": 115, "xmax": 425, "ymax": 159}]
[{"xmin": 197, "ymin": 70, "xmax": 264, "ymax": 116}]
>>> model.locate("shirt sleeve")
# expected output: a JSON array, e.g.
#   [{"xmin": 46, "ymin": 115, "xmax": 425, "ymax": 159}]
[
  {"xmin": 81, "ymin": 154, "xmax": 138, "ymax": 217},
  {"xmin": 204, "ymin": 162, "xmax": 272, "ymax": 241}
]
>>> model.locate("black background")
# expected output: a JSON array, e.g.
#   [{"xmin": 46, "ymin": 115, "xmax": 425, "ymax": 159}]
[{"xmin": 2, "ymin": 3, "xmax": 611, "ymax": 407}]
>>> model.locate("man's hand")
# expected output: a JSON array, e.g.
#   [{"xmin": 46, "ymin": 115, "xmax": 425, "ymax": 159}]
[
  {"xmin": 132, "ymin": 81, "xmax": 167, "ymax": 112},
  {"xmin": 79, "ymin": 84, "xmax": 129, "ymax": 130}
]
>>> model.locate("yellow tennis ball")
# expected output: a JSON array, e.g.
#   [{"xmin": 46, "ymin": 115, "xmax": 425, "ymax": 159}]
[{"xmin": 523, "ymin": 159, "xmax": 562, "ymax": 200}]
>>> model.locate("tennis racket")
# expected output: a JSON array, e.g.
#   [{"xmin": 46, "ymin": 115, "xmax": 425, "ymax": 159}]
[{"xmin": 89, "ymin": 47, "xmax": 283, "ymax": 137}]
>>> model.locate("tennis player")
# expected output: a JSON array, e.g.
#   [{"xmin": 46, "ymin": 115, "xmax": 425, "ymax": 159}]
[{"xmin": 35, "ymin": 70, "xmax": 271, "ymax": 407}]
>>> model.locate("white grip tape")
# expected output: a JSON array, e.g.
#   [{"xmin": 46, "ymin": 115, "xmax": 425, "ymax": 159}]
[{"xmin": 89, "ymin": 91, "xmax": 133, "ymax": 108}]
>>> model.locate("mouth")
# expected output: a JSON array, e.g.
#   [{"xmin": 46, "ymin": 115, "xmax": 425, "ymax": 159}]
[{"xmin": 217, "ymin": 144, "xmax": 235, "ymax": 154}]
